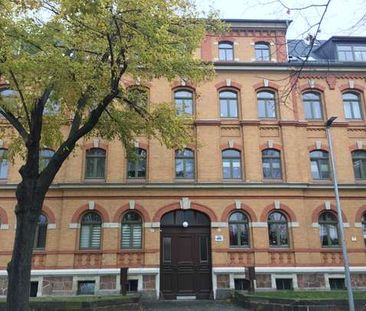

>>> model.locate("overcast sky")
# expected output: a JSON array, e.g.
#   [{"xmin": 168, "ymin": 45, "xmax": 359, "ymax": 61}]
[{"xmin": 197, "ymin": 0, "xmax": 366, "ymax": 40}]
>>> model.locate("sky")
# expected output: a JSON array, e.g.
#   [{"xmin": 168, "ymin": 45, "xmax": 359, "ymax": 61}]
[{"xmin": 197, "ymin": 0, "xmax": 366, "ymax": 40}]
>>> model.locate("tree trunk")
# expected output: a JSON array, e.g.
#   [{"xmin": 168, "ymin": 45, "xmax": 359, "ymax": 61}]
[{"xmin": 6, "ymin": 179, "xmax": 44, "ymax": 311}]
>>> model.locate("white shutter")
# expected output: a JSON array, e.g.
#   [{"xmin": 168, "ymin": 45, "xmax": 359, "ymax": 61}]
[
  {"xmin": 121, "ymin": 224, "xmax": 131, "ymax": 248},
  {"xmin": 91, "ymin": 225, "xmax": 101, "ymax": 248},
  {"xmin": 132, "ymin": 224, "xmax": 142, "ymax": 248}
]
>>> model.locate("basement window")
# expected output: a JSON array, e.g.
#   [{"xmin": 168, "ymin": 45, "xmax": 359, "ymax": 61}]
[
  {"xmin": 30, "ymin": 281, "xmax": 38, "ymax": 297},
  {"xmin": 234, "ymin": 279, "xmax": 250, "ymax": 290},
  {"xmin": 77, "ymin": 281, "xmax": 95, "ymax": 295},
  {"xmin": 329, "ymin": 278, "xmax": 345, "ymax": 290},
  {"xmin": 127, "ymin": 280, "xmax": 138, "ymax": 292},
  {"xmin": 275, "ymin": 278, "xmax": 293, "ymax": 290}
]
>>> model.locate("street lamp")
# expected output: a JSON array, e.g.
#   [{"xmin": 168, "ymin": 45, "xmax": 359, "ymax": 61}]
[{"xmin": 325, "ymin": 116, "xmax": 355, "ymax": 311}]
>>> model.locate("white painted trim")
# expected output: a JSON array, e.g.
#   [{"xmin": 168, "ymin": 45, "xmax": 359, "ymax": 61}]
[
  {"xmin": 212, "ymin": 271, "xmax": 217, "ymax": 300},
  {"xmin": 30, "ymin": 276, "xmax": 43, "ymax": 297},
  {"xmin": 69, "ymin": 223, "xmax": 80, "ymax": 229},
  {"xmin": 343, "ymin": 223, "xmax": 350, "ymax": 228},
  {"xmin": 213, "ymin": 267, "xmax": 245, "ymax": 274},
  {"xmin": 72, "ymin": 275, "xmax": 100, "ymax": 293},
  {"xmin": 144, "ymin": 222, "xmax": 160, "ymax": 228},
  {"xmin": 312, "ymin": 223, "xmax": 320, "ymax": 228},
  {"xmin": 250, "ymin": 222, "xmax": 267, "ymax": 228},
  {"xmin": 355, "ymin": 222, "xmax": 363, "ymax": 228},
  {"xmin": 289, "ymin": 222, "xmax": 299, "ymax": 228},
  {"xmin": 102, "ymin": 223, "xmax": 119, "ymax": 228},
  {"xmin": 324, "ymin": 273, "xmax": 345, "ymax": 290},
  {"xmin": 0, "ymin": 224, "xmax": 9, "ymax": 230},
  {"xmin": 229, "ymin": 273, "xmax": 245, "ymax": 289},
  {"xmin": 47, "ymin": 224, "xmax": 56, "ymax": 230},
  {"xmin": 211, "ymin": 222, "xmax": 228, "ymax": 228}
]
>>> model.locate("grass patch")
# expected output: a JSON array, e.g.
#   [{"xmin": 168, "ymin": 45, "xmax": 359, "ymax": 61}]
[{"xmin": 241, "ymin": 290, "xmax": 366, "ymax": 300}]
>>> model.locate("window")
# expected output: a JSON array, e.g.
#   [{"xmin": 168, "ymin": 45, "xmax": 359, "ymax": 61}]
[
  {"xmin": 218, "ymin": 42, "xmax": 234, "ymax": 61},
  {"xmin": 343, "ymin": 92, "xmax": 362, "ymax": 120},
  {"xmin": 33, "ymin": 214, "xmax": 48, "ymax": 249},
  {"xmin": 121, "ymin": 212, "xmax": 142, "ymax": 249},
  {"xmin": 0, "ymin": 148, "xmax": 8, "ymax": 179},
  {"xmin": 220, "ymin": 90, "xmax": 238, "ymax": 118},
  {"xmin": 319, "ymin": 212, "xmax": 339, "ymax": 247},
  {"xmin": 30, "ymin": 282, "xmax": 38, "ymax": 297},
  {"xmin": 276, "ymin": 279, "xmax": 293, "ymax": 290},
  {"xmin": 85, "ymin": 148, "xmax": 106, "ymax": 179},
  {"xmin": 127, "ymin": 86, "xmax": 148, "ymax": 109},
  {"xmin": 80, "ymin": 212, "xmax": 102, "ymax": 249},
  {"xmin": 175, "ymin": 90, "xmax": 193, "ymax": 115},
  {"xmin": 337, "ymin": 44, "xmax": 366, "ymax": 62},
  {"xmin": 127, "ymin": 280, "xmax": 138, "ymax": 292},
  {"xmin": 39, "ymin": 149, "xmax": 55, "ymax": 172},
  {"xmin": 175, "ymin": 148, "xmax": 194, "ymax": 179},
  {"xmin": 222, "ymin": 149, "xmax": 242, "ymax": 179},
  {"xmin": 229, "ymin": 212, "xmax": 250, "ymax": 247},
  {"xmin": 77, "ymin": 281, "xmax": 95, "ymax": 295},
  {"xmin": 329, "ymin": 278, "xmax": 345, "ymax": 290},
  {"xmin": 268, "ymin": 212, "xmax": 289, "ymax": 247},
  {"xmin": 255, "ymin": 43, "xmax": 270, "ymax": 61},
  {"xmin": 258, "ymin": 91, "xmax": 276, "ymax": 119},
  {"xmin": 352, "ymin": 150, "xmax": 366, "ymax": 179},
  {"xmin": 303, "ymin": 92, "xmax": 323, "ymax": 120},
  {"xmin": 127, "ymin": 148, "xmax": 146, "ymax": 179},
  {"xmin": 362, "ymin": 214, "xmax": 366, "ymax": 246},
  {"xmin": 262, "ymin": 149, "xmax": 282, "ymax": 179},
  {"xmin": 310, "ymin": 150, "xmax": 330, "ymax": 180}
]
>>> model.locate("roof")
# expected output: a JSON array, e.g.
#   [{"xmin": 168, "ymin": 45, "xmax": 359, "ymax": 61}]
[{"xmin": 222, "ymin": 19, "xmax": 292, "ymax": 32}]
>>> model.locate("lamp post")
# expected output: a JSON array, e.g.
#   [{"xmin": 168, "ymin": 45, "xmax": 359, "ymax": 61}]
[{"xmin": 325, "ymin": 116, "xmax": 355, "ymax": 311}]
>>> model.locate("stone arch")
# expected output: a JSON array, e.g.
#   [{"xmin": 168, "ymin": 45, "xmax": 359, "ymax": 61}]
[
  {"xmin": 71, "ymin": 203, "xmax": 110, "ymax": 223},
  {"xmin": 311, "ymin": 203, "xmax": 348, "ymax": 223},
  {"xmin": 42, "ymin": 205, "xmax": 56, "ymax": 224},
  {"xmin": 112, "ymin": 203, "xmax": 151, "ymax": 222},
  {"xmin": 0, "ymin": 206, "xmax": 8, "ymax": 225},
  {"xmin": 221, "ymin": 203, "xmax": 257, "ymax": 222},
  {"xmin": 260, "ymin": 203, "xmax": 297, "ymax": 222}
]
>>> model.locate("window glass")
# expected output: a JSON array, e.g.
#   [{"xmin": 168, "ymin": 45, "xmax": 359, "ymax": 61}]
[
  {"xmin": 352, "ymin": 150, "xmax": 366, "ymax": 179},
  {"xmin": 220, "ymin": 91, "xmax": 238, "ymax": 118},
  {"xmin": 127, "ymin": 87, "xmax": 148, "ymax": 109},
  {"xmin": 39, "ymin": 149, "xmax": 55, "ymax": 172},
  {"xmin": 163, "ymin": 237, "xmax": 172, "ymax": 262},
  {"xmin": 85, "ymin": 148, "xmax": 106, "ymax": 179},
  {"xmin": 310, "ymin": 150, "xmax": 330, "ymax": 180},
  {"xmin": 127, "ymin": 148, "xmax": 147, "ymax": 179},
  {"xmin": 77, "ymin": 281, "xmax": 95, "ymax": 295},
  {"xmin": 175, "ymin": 90, "xmax": 193, "ymax": 115},
  {"xmin": 362, "ymin": 214, "xmax": 366, "ymax": 246},
  {"xmin": 0, "ymin": 148, "xmax": 8, "ymax": 179},
  {"xmin": 262, "ymin": 149, "xmax": 282, "ymax": 179},
  {"xmin": 338, "ymin": 44, "xmax": 366, "ymax": 61},
  {"xmin": 229, "ymin": 212, "xmax": 249, "ymax": 247},
  {"xmin": 222, "ymin": 149, "xmax": 241, "ymax": 179},
  {"xmin": 121, "ymin": 212, "xmax": 142, "ymax": 249},
  {"xmin": 200, "ymin": 236, "xmax": 208, "ymax": 262},
  {"xmin": 80, "ymin": 212, "xmax": 102, "ymax": 249},
  {"xmin": 34, "ymin": 214, "xmax": 48, "ymax": 249},
  {"xmin": 343, "ymin": 92, "xmax": 362, "ymax": 120},
  {"xmin": 257, "ymin": 91, "xmax": 276, "ymax": 118},
  {"xmin": 319, "ymin": 212, "xmax": 339, "ymax": 247},
  {"xmin": 175, "ymin": 149, "xmax": 194, "ymax": 178},
  {"xmin": 303, "ymin": 92, "xmax": 323, "ymax": 120},
  {"xmin": 268, "ymin": 212, "xmax": 289, "ymax": 247},
  {"xmin": 218, "ymin": 42, "xmax": 234, "ymax": 61},
  {"xmin": 255, "ymin": 43, "xmax": 270, "ymax": 61}
]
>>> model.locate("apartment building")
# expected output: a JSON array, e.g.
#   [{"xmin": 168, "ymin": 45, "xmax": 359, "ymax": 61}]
[{"xmin": 1, "ymin": 19, "xmax": 366, "ymax": 299}]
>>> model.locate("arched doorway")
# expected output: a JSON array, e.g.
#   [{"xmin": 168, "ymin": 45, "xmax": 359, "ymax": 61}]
[{"xmin": 160, "ymin": 209, "xmax": 212, "ymax": 299}]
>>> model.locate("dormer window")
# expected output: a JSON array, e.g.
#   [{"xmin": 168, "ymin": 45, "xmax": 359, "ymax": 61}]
[
  {"xmin": 337, "ymin": 44, "xmax": 366, "ymax": 62},
  {"xmin": 218, "ymin": 42, "xmax": 234, "ymax": 61}
]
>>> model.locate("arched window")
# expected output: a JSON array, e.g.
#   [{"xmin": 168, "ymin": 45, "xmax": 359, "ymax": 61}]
[
  {"xmin": 34, "ymin": 214, "xmax": 48, "ymax": 249},
  {"xmin": 222, "ymin": 149, "xmax": 241, "ymax": 179},
  {"xmin": 175, "ymin": 148, "xmax": 194, "ymax": 178},
  {"xmin": 319, "ymin": 212, "xmax": 339, "ymax": 247},
  {"xmin": 218, "ymin": 41, "xmax": 234, "ymax": 61},
  {"xmin": 219, "ymin": 90, "xmax": 238, "ymax": 118},
  {"xmin": 39, "ymin": 149, "xmax": 55, "ymax": 172},
  {"xmin": 121, "ymin": 212, "xmax": 142, "ymax": 249},
  {"xmin": 255, "ymin": 42, "xmax": 270, "ymax": 61},
  {"xmin": 268, "ymin": 212, "xmax": 289, "ymax": 247},
  {"xmin": 262, "ymin": 149, "xmax": 282, "ymax": 179},
  {"xmin": 343, "ymin": 92, "xmax": 362, "ymax": 120},
  {"xmin": 175, "ymin": 90, "xmax": 193, "ymax": 115},
  {"xmin": 303, "ymin": 92, "xmax": 323, "ymax": 120},
  {"xmin": 362, "ymin": 214, "xmax": 366, "ymax": 246},
  {"xmin": 352, "ymin": 150, "xmax": 366, "ymax": 179},
  {"xmin": 85, "ymin": 148, "xmax": 106, "ymax": 179},
  {"xmin": 310, "ymin": 150, "xmax": 330, "ymax": 180},
  {"xmin": 258, "ymin": 91, "xmax": 276, "ymax": 119},
  {"xmin": 80, "ymin": 212, "xmax": 102, "ymax": 249},
  {"xmin": 127, "ymin": 148, "xmax": 147, "ymax": 179},
  {"xmin": 229, "ymin": 212, "xmax": 250, "ymax": 247},
  {"xmin": 0, "ymin": 148, "xmax": 9, "ymax": 180}
]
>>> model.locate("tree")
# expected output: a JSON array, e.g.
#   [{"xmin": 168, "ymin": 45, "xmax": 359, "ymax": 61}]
[{"xmin": 0, "ymin": 1, "xmax": 221, "ymax": 309}]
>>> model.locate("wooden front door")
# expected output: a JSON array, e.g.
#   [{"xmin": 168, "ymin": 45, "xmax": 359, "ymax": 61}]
[{"xmin": 160, "ymin": 210, "xmax": 212, "ymax": 299}]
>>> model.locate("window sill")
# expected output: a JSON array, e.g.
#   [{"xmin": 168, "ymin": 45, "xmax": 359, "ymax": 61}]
[
  {"xmin": 119, "ymin": 249, "xmax": 144, "ymax": 253},
  {"xmin": 126, "ymin": 178, "xmax": 147, "ymax": 183},
  {"xmin": 33, "ymin": 249, "xmax": 46, "ymax": 254},
  {"xmin": 263, "ymin": 179, "xmax": 284, "ymax": 183},
  {"xmin": 175, "ymin": 178, "xmax": 196, "ymax": 183},
  {"xmin": 320, "ymin": 247, "xmax": 341, "ymax": 251},
  {"xmin": 76, "ymin": 250, "xmax": 102, "ymax": 253},
  {"xmin": 311, "ymin": 179, "xmax": 332, "ymax": 183},
  {"xmin": 0, "ymin": 179, "xmax": 7, "ymax": 184},
  {"xmin": 228, "ymin": 247, "xmax": 252, "ymax": 252},
  {"xmin": 84, "ymin": 179, "xmax": 106, "ymax": 183},
  {"xmin": 223, "ymin": 179, "xmax": 244, "ymax": 182},
  {"xmin": 268, "ymin": 247, "xmax": 292, "ymax": 251}
]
